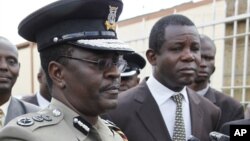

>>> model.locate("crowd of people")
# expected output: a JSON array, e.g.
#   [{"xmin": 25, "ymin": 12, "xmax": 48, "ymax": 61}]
[{"xmin": 0, "ymin": 0, "xmax": 249, "ymax": 141}]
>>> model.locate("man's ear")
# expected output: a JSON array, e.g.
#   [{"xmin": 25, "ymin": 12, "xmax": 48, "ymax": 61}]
[
  {"xmin": 212, "ymin": 65, "xmax": 216, "ymax": 74},
  {"xmin": 136, "ymin": 77, "xmax": 140, "ymax": 85},
  {"xmin": 16, "ymin": 63, "xmax": 21, "ymax": 77},
  {"xmin": 37, "ymin": 72, "xmax": 42, "ymax": 83},
  {"xmin": 146, "ymin": 49, "xmax": 157, "ymax": 66},
  {"xmin": 48, "ymin": 61, "xmax": 65, "ymax": 89}
]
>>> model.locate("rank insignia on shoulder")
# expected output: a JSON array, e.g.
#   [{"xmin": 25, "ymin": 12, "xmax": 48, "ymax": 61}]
[
  {"xmin": 42, "ymin": 115, "xmax": 52, "ymax": 121},
  {"xmin": 17, "ymin": 117, "xmax": 34, "ymax": 127},
  {"xmin": 32, "ymin": 115, "xmax": 44, "ymax": 122}
]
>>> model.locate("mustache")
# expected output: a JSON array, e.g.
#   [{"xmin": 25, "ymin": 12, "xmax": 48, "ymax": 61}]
[{"xmin": 100, "ymin": 80, "xmax": 121, "ymax": 91}]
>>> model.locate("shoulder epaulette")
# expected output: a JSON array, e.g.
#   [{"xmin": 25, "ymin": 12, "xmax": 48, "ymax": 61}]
[{"xmin": 13, "ymin": 108, "xmax": 63, "ymax": 131}]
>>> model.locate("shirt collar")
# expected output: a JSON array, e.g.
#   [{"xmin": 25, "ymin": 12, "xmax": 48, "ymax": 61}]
[
  {"xmin": 0, "ymin": 96, "xmax": 11, "ymax": 116},
  {"xmin": 37, "ymin": 91, "xmax": 50, "ymax": 108},
  {"xmin": 196, "ymin": 84, "xmax": 210, "ymax": 96},
  {"xmin": 146, "ymin": 75, "xmax": 188, "ymax": 106}
]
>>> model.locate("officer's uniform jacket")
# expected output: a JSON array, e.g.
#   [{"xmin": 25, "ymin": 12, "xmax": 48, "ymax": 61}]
[{"xmin": 0, "ymin": 98, "xmax": 126, "ymax": 141}]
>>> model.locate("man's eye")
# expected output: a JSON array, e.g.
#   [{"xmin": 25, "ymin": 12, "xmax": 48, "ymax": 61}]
[
  {"xmin": 191, "ymin": 44, "xmax": 200, "ymax": 52},
  {"xmin": 7, "ymin": 58, "xmax": 18, "ymax": 66},
  {"xmin": 204, "ymin": 56, "xmax": 214, "ymax": 61},
  {"xmin": 170, "ymin": 45, "xmax": 183, "ymax": 51}
]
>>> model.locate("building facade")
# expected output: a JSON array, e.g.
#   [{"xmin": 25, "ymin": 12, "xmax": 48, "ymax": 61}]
[{"xmin": 15, "ymin": 0, "xmax": 250, "ymax": 106}]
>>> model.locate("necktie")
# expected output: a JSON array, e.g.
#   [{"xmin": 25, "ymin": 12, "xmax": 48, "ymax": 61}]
[
  {"xmin": 171, "ymin": 94, "xmax": 186, "ymax": 141},
  {"xmin": 0, "ymin": 108, "xmax": 4, "ymax": 128}
]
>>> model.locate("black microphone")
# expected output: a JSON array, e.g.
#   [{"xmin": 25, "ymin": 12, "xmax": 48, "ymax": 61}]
[
  {"xmin": 187, "ymin": 135, "xmax": 200, "ymax": 141},
  {"xmin": 209, "ymin": 131, "xmax": 230, "ymax": 141}
]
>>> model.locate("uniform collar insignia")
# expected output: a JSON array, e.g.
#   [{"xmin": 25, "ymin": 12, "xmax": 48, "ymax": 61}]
[
  {"xmin": 105, "ymin": 5, "xmax": 118, "ymax": 31},
  {"xmin": 73, "ymin": 116, "xmax": 92, "ymax": 135},
  {"xmin": 17, "ymin": 117, "xmax": 34, "ymax": 127}
]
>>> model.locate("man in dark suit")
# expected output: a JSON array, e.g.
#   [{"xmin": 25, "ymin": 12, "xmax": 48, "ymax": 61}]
[
  {"xmin": 0, "ymin": 36, "xmax": 40, "ymax": 127},
  {"xmin": 119, "ymin": 52, "xmax": 146, "ymax": 92},
  {"xmin": 188, "ymin": 34, "xmax": 244, "ymax": 129},
  {"xmin": 108, "ymin": 14, "xmax": 221, "ymax": 141},
  {"xmin": 21, "ymin": 67, "xmax": 51, "ymax": 108}
]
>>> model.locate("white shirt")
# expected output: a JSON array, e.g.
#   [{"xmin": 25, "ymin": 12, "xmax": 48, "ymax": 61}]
[
  {"xmin": 146, "ymin": 75, "xmax": 191, "ymax": 139},
  {"xmin": 196, "ymin": 84, "xmax": 210, "ymax": 96},
  {"xmin": 36, "ymin": 92, "xmax": 50, "ymax": 109},
  {"xmin": 0, "ymin": 97, "xmax": 11, "ymax": 125}
]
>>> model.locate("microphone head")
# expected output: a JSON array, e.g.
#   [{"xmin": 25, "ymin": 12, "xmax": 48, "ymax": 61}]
[
  {"xmin": 209, "ymin": 131, "xmax": 230, "ymax": 141},
  {"xmin": 187, "ymin": 135, "xmax": 200, "ymax": 141}
]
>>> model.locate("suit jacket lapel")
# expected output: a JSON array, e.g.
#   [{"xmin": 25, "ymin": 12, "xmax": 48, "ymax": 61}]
[
  {"xmin": 187, "ymin": 88, "xmax": 204, "ymax": 138},
  {"xmin": 5, "ymin": 97, "xmax": 25, "ymax": 125},
  {"xmin": 30, "ymin": 94, "xmax": 39, "ymax": 106},
  {"xmin": 135, "ymin": 81, "xmax": 171, "ymax": 141},
  {"xmin": 204, "ymin": 87, "xmax": 216, "ymax": 104}
]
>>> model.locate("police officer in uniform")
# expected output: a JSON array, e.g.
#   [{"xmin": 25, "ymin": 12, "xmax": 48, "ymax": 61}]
[
  {"xmin": 0, "ymin": 0, "xmax": 132, "ymax": 140},
  {"xmin": 119, "ymin": 52, "xmax": 146, "ymax": 92}
]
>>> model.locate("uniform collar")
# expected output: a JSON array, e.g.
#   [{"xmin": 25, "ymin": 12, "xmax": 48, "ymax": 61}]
[
  {"xmin": 49, "ymin": 98, "xmax": 87, "ymax": 140},
  {"xmin": 49, "ymin": 98, "xmax": 114, "ymax": 140},
  {"xmin": 94, "ymin": 117, "xmax": 114, "ymax": 137}
]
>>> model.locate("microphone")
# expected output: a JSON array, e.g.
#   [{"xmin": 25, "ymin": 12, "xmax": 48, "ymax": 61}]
[
  {"xmin": 187, "ymin": 135, "xmax": 200, "ymax": 141},
  {"xmin": 209, "ymin": 131, "xmax": 230, "ymax": 141}
]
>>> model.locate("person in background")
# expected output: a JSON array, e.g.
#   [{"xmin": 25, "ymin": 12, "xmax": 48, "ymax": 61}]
[
  {"xmin": 0, "ymin": 0, "xmax": 132, "ymax": 140},
  {"xmin": 0, "ymin": 36, "xmax": 40, "ymax": 128},
  {"xmin": 21, "ymin": 67, "xmax": 51, "ymax": 108},
  {"xmin": 108, "ymin": 14, "xmax": 221, "ymax": 141},
  {"xmin": 119, "ymin": 52, "xmax": 146, "ymax": 92},
  {"xmin": 188, "ymin": 34, "xmax": 244, "ymax": 129}
]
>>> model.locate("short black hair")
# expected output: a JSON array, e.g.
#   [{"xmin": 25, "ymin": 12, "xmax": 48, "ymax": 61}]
[
  {"xmin": 200, "ymin": 34, "xmax": 216, "ymax": 51},
  {"xmin": 149, "ymin": 14, "xmax": 196, "ymax": 53},
  {"xmin": 40, "ymin": 44, "xmax": 74, "ymax": 89}
]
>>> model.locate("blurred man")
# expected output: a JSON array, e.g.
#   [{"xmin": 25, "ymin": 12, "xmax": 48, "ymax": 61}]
[
  {"xmin": 0, "ymin": 0, "xmax": 132, "ymax": 140},
  {"xmin": 119, "ymin": 52, "xmax": 146, "ymax": 92},
  {"xmin": 0, "ymin": 36, "xmax": 40, "ymax": 128},
  {"xmin": 22, "ymin": 67, "xmax": 51, "ymax": 108},
  {"xmin": 188, "ymin": 34, "xmax": 244, "ymax": 129}
]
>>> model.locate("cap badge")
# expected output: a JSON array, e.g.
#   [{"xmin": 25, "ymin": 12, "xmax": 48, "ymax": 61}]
[{"xmin": 105, "ymin": 5, "xmax": 118, "ymax": 31}]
